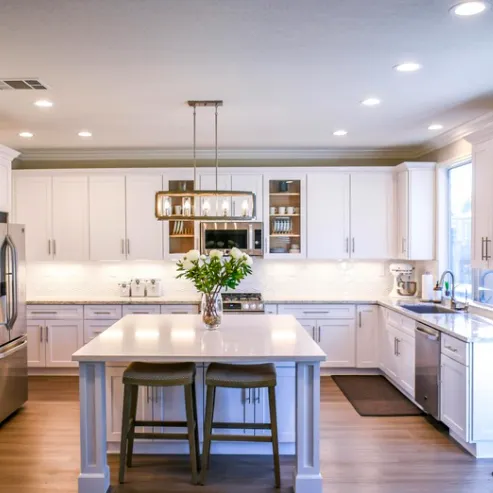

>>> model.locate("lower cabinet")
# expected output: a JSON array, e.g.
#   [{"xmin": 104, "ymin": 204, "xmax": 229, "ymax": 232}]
[
  {"xmin": 83, "ymin": 320, "xmax": 119, "ymax": 344},
  {"xmin": 441, "ymin": 353, "xmax": 470, "ymax": 442},
  {"xmin": 27, "ymin": 319, "xmax": 83, "ymax": 368},
  {"xmin": 356, "ymin": 305, "xmax": 378, "ymax": 368}
]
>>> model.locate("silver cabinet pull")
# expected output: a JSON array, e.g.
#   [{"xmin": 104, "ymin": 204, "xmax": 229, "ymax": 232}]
[
  {"xmin": 254, "ymin": 388, "xmax": 260, "ymax": 404},
  {"xmin": 445, "ymin": 345, "xmax": 458, "ymax": 353},
  {"xmin": 395, "ymin": 338, "xmax": 400, "ymax": 356},
  {"xmin": 39, "ymin": 326, "xmax": 43, "ymax": 343},
  {"xmin": 126, "ymin": 239, "xmax": 130, "ymax": 255},
  {"xmin": 486, "ymin": 237, "xmax": 491, "ymax": 261},
  {"xmin": 94, "ymin": 311, "xmax": 111, "ymax": 315},
  {"xmin": 352, "ymin": 238, "xmax": 355, "ymax": 253},
  {"xmin": 48, "ymin": 239, "xmax": 51, "ymax": 255},
  {"xmin": 481, "ymin": 237, "xmax": 485, "ymax": 261},
  {"xmin": 312, "ymin": 326, "xmax": 315, "ymax": 340},
  {"xmin": 359, "ymin": 312, "xmax": 362, "ymax": 328},
  {"xmin": 45, "ymin": 326, "xmax": 49, "ymax": 343},
  {"xmin": 303, "ymin": 310, "xmax": 330, "ymax": 315},
  {"xmin": 318, "ymin": 325, "xmax": 321, "ymax": 342},
  {"xmin": 394, "ymin": 337, "xmax": 397, "ymax": 356},
  {"xmin": 53, "ymin": 239, "xmax": 56, "ymax": 256},
  {"xmin": 345, "ymin": 237, "xmax": 349, "ymax": 253},
  {"xmin": 121, "ymin": 239, "xmax": 125, "ymax": 255}
]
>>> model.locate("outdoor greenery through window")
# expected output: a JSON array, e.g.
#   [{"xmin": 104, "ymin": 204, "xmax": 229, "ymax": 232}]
[{"xmin": 448, "ymin": 162, "xmax": 472, "ymax": 301}]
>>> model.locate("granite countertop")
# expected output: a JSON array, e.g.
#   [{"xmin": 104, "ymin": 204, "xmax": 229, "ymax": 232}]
[
  {"xmin": 27, "ymin": 296, "xmax": 201, "ymax": 305},
  {"xmin": 72, "ymin": 314, "xmax": 326, "ymax": 363}
]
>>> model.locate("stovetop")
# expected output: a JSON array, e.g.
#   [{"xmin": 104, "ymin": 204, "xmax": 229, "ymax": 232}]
[{"xmin": 221, "ymin": 292, "xmax": 264, "ymax": 312}]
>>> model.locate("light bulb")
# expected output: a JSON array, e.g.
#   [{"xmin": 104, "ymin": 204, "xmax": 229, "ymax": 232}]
[
  {"xmin": 203, "ymin": 199, "xmax": 210, "ymax": 216},
  {"xmin": 241, "ymin": 199, "xmax": 249, "ymax": 216},
  {"xmin": 222, "ymin": 200, "xmax": 229, "ymax": 216}
]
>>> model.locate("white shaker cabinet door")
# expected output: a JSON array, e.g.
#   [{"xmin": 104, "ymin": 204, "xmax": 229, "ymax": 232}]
[
  {"xmin": 52, "ymin": 175, "xmax": 89, "ymax": 261},
  {"xmin": 356, "ymin": 305, "xmax": 378, "ymax": 368},
  {"xmin": 396, "ymin": 171, "xmax": 409, "ymax": 259},
  {"xmin": 299, "ymin": 320, "xmax": 317, "ymax": 341},
  {"xmin": 351, "ymin": 173, "xmax": 394, "ymax": 259},
  {"xmin": 318, "ymin": 320, "xmax": 355, "ymax": 368},
  {"xmin": 210, "ymin": 386, "xmax": 254, "ymax": 436},
  {"xmin": 45, "ymin": 320, "xmax": 83, "ymax": 368},
  {"xmin": 396, "ymin": 330, "xmax": 415, "ymax": 397},
  {"xmin": 27, "ymin": 320, "xmax": 46, "ymax": 367},
  {"xmin": 307, "ymin": 172, "xmax": 350, "ymax": 259},
  {"xmin": 441, "ymin": 354, "xmax": 470, "ymax": 442},
  {"xmin": 13, "ymin": 176, "xmax": 52, "ymax": 261},
  {"xmin": 89, "ymin": 175, "xmax": 126, "ymax": 260},
  {"xmin": 0, "ymin": 160, "xmax": 11, "ymax": 214},
  {"xmin": 126, "ymin": 174, "xmax": 164, "ymax": 260},
  {"xmin": 231, "ymin": 174, "xmax": 263, "ymax": 221},
  {"xmin": 382, "ymin": 324, "xmax": 399, "ymax": 380}
]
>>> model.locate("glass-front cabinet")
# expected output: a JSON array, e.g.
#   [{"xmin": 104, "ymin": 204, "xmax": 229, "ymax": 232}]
[
  {"xmin": 162, "ymin": 171, "xmax": 199, "ymax": 257},
  {"xmin": 264, "ymin": 175, "xmax": 306, "ymax": 258}
]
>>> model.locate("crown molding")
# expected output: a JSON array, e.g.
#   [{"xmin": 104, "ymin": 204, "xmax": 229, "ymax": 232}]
[
  {"xmin": 16, "ymin": 146, "xmax": 422, "ymax": 162},
  {"xmin": 416, "ymin": 111, "xmax": 493, "ymax": 157},
  {"xmin": 0, "ymin": 145, "xmax": 20, "ymax": 161}
]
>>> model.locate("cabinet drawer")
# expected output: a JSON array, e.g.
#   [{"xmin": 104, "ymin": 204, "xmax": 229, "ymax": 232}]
[
  {"xmin": 278, "ymin": 304, "xmax": 355, "ymax": 319},
  {"xmin": 264, "ymin": 304, "xmax": 278, "ymax": 315},
  {"xmin": 387, "ymin": 309, "xmax": 402, "ymax": 329},
  {"xmin": 122, "ymin": 305, "xmax": 161, "ymax": 316},
  {"xmin": 83, "ymin": 320, "xmax": 119, "ymax": 344},
  {"xmin": 27, "ymin": 305, "xmax": 83, "ymax": 320},
  {"xmin": 160, "ymin": 304, "xmax": 199, "ymax": 315},
  {"xmin": 400, "ymin": 315, "xmax": 416, "ymax": 338},
  {"xmin": 442, "ymin": 334, "xmax": 470, "ymax": 366},
  {"xmin": 84, "ymin": 305, "xmax": 123, "ymax": 319}
]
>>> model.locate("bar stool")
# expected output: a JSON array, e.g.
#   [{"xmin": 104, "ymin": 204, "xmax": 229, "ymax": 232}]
[
  {"xmin": 200, "ymin": 362, "xmax": 280, "ymax": 488},
  {"xmin": 119, "ymin": 362, "xmax": 200, "ymax": 485}
]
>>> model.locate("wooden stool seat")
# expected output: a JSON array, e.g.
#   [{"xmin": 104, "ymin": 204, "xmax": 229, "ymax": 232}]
[
  {"xmin": 119, "ymin": 362, "xmax": 200, "ymax": 485},
  {"xmin": 205, "ymin": 362, "xmax": 277, "ymax": 388},
  {"xmin": 200, "ymin": 363, "xmax": 280, "ymax": 488}
]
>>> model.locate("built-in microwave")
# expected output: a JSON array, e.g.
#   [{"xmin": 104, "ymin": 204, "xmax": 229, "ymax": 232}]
[{"xmin": 201, "ymin": 222, "xmax": 263, "ymax": 256}]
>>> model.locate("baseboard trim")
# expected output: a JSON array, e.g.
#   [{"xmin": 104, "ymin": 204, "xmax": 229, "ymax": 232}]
[{"xmin": 29, "ymin": 368, "xmax": 79, "ymax": 376}]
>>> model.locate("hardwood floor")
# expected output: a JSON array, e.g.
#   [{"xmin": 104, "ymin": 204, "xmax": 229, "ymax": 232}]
[{"xmin": 0, "ymin": 376, "xmax": 492, "ymax": 493}]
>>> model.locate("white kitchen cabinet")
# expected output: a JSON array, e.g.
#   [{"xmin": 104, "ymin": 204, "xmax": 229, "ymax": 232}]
[
  {"xmin": 395, "ymin": 162, "xmax": 435, "ymax": 260},
  {"xmin": 318, "ymin": 320, "xmax": 356, "ymax": 368},
  {"xmin": 382, "ymin": 323, "xmax": 399, "ymax": 380},
  {"xmin": 83, "ymin": 320, "xmax": 119, "ymax": 344},
  {"xmin": 307, "ymin": 172, "xmax": 350, "ymax": 259},
  {"xmin": 441, "ymin": 353, "xmax": 470, "ymax": 442},
  {"xmin": 299, "ymin": 320, "xmax": 317, "ymax": 340},
  {"xmin": 211, "ymin": 386, "xmax": 255, "ymax": 436},
  {"xmin": 89, "ymin": 175, "xmax": 126, "ymax": 260},
  {"xmin": 350, "ymin": 173, "xmax": 394, "ymax": 259},
  {"xmin": 13, "ymin": 176, "xmax": 52, "ymax": 261},
  {"xmin": 27, "ymin": 318, "xmax": 83, "ymax": 368},
  {"xmin": 356, "ymin": 305, "xmax": 378, "ymax": 368},
  {"xmin": 52, "ymin": 176, "xmax": 90, "ymax": 261},
  {"xmin": 0, "ymin": 145, "xmax": 18, "ymax": 214},
  {"xmin": 27, "ymin": 320, "xmax": 46, "ymax": 367},
  {"xmin": 125, "ymin": 174, "xmax": 163, "ymax": 260},
  {"xmin": 396, "ymin": 330, "xmax": 415, "ymax": 397}
]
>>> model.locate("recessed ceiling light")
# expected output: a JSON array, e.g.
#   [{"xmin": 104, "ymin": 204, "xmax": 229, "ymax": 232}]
[
  {"xmin": 361, "ymin": 98, "xmax": 381, "ymax": 106},
  {"xmin": 78, "ymin": 130, "xmax": 92, "ymax": 137},
  {"xmin": 428, "ymin": 124, "xmax": 444, "ymax": 131},
  {"xmin": 333, "ymin": 130, "xmax": 348, "ymax": 136},
  {"xmin": 34, "ymin": 99, "xmax": 53, "ymax": 108},
  {"xmin": 394, "ymin": 62, "xmax": 422, "ymax": 72},
  {"xmin": 19, "ymin": 131, "xmax": 34, "ymax": 138},
  {"xmin": 451, "ymin": 1, "xmax": 488, "ymax": 16}
]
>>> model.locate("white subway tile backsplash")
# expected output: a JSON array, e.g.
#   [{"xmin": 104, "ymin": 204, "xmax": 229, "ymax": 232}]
[{"xmin": 26, "ymin": 259, "xmax": 395, "ymax": 299}]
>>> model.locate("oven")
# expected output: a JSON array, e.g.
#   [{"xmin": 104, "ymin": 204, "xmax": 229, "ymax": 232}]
[{"xmin": 201, "ymin": 222, "xmax": 263, "ymax": 256}]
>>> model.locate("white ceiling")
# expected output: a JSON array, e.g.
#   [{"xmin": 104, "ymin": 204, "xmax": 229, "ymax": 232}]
[{"xmin": 1, "ymin": 0, "xmax": 493, "ymax": 157}]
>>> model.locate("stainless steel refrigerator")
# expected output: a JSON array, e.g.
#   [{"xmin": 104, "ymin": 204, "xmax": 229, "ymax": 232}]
[{"xmin": 0, "ymin": 223, "xmax": 27, "ymax": 424}]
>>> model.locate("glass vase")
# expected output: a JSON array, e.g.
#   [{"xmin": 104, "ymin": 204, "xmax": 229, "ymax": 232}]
[{"xmin": 201, "ymin": 293, "xmax": 223, "ymax": 330}]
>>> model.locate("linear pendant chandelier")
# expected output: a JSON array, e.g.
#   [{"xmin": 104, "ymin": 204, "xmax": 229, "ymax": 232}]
[{"xmin": 155, "ymin": 100, "xmax": 256, "ymax": 221}]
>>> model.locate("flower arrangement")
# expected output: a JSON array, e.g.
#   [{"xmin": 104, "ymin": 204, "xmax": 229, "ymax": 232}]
[{"xmin": 176, "ymin": 248, "xmax": 253, "ymax": 329}]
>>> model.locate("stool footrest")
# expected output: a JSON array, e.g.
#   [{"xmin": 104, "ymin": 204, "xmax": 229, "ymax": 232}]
[
  {"xmin": 133, "ymin": 432, "xmax": 189, "ymax": 440},
  {"xmin": 133, "ymin": 420, "xmax": 189, "ymax": 428},
  {"xmin": 212, "ymin": 422, "xmax": 271, "ymax": 430},
  {"xmin": 210, "ymin": 433, "xmax": 272, "ymax": 443}
]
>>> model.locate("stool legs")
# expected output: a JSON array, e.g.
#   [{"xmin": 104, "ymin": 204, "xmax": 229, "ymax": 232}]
[
  {"xmin": 119, "ymin": 383, "xmax": 133, "ymax": 484},
  {"xmin": 191, "ymin": 382, "xmax": 201, "ymax": 472},
  {"xmin": 126, "ymin": 384, "xmax": 139, "ymax": 468},
  {"xmin": 200, "ymin": 385, "xmax": 216, "ymax": 485},
  {"xmin": 268, "ymin": 386, "xmax": 281, "ymax": 488},
  {"xmin": 184, "ymin": 382, "xmax": 200, "ymax": 484}
]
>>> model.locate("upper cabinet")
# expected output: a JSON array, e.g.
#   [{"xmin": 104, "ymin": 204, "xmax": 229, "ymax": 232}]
[
  {"xmin": 13, "ymin": 175, "xmax": 89, "ymax": 261},
  {"xmin": 307, "ymin": 171, "xmax": 394, "ymax": 260},
  {"xmin": 466, "ymin": 131, "xmax": 493, "ymax": 269},
  {"xmin": 395, "ymin": 162, "xmax": 435, "ymax": 260},
  {"xmin": 0, "ymin": 145, "xmax": 19, "ymax": 215},
  {"xmin": 264, "ymin": 174, "xmax": 306, "ymax": 258}
]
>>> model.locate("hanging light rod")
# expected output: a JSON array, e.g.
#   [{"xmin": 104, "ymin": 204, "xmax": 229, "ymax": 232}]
[{"xmin": 155, "ymin": 99, "xmax": 256, "ymax": 222}]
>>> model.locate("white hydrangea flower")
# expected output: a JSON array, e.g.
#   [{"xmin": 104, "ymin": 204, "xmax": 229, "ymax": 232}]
[
  {"xmin": 186, "ymin": 249, "xmax": 200, "ymax": 261},
  {"xmin": 243, "ymin": 254, "xmax": 253, "ymax": 266},
  {"xmin": 209, "ymin": 249, "xmax": 223, "ymax": 260},
  {"xmin": 182, "ymin": 259, "xmax": 195, "ymax": 270},
  {"xmin": 230, "ymin": 247, "xmax": 242, "ymax": 259}
]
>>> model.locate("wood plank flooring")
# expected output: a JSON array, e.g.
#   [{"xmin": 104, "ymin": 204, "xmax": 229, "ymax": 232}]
[{"xmin": 0, "ymin": 376, "xmax": 492, "ymax": 493}]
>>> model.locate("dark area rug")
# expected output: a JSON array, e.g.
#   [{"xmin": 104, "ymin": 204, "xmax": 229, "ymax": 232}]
[{"xmin": 332, "ymin": 375, "xmax": 423, "ymax": 417}]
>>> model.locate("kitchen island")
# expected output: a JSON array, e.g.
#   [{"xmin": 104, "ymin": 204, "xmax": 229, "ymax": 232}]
[{"xmin": 72, "ymin": 313, "xmax": 326, "ymax": 493}]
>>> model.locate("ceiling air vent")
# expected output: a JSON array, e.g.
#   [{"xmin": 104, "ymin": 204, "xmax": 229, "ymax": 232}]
[{"xmin": 0, "ymin": 79, "xmax": 48, "ymax": 90}]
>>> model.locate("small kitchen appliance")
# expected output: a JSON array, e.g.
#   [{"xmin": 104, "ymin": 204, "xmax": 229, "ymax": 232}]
[
  {"xmin": 389, "ymin": 263, "xmax": 417, "ymax": 297},
  {"xmin": 146, "ymin": 279, "xmax": 163, "ymax": 297},
  {"xmin": 118, "ymin": 281, "xmax": 131, "ymax": 297},
  {"xmin": 221, "ymin": 292, "xmax": 264, "ymax": 313},
  {"xmin": 130, "ymin": 278, "xmax": 146, "ymax": 297}
]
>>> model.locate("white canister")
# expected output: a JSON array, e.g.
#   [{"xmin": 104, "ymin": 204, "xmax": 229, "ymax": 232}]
[
  {"xmin": 421, "ymin": 272, "xmax": 434, "ymax": 301},
  {"xmin": 118, "ymin": 281, "xmax": 131, "ymax": 297},
  {"xmin": 146, "ymin": 279, "xmax": 163, "ymax": 297},
  {"xmin": 131, "ymin": 278, "xmax": 146, "ymax": 297}
]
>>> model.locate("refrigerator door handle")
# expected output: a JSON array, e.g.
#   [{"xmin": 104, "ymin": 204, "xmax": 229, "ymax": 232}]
[
  {"xmin": 5, "ymin": 236, "xmax": 18, "ymax": 328},
  {"xmin": 0, "ymin": 336, "xmax": 27, "ymax": 360}
]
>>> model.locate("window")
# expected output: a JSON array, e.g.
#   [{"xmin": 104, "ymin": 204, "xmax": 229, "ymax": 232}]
[{"xmin": 448, "ymin": 162, "xmax": 472, "ymax": 300}]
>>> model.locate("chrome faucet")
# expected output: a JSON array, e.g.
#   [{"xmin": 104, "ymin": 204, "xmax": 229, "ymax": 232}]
[{"xmin": 438, "ymin": 270, "xmax": 468, "ymax": 311}]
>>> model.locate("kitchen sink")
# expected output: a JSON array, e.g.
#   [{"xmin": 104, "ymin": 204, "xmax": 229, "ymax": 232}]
[{"xmin": 400, "ymin": 304, "xmax": 456, "ymax": 314}]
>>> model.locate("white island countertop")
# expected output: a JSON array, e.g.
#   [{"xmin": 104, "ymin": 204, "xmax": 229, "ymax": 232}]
[{"xmin": 72, "ymin": 314, "xmax": 326, "ymax": 363}]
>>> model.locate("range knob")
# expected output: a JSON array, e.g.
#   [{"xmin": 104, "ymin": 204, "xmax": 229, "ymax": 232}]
[
  {"xmin": 244, "ymin": 303, "xmax": 250, "ymax": 310},
  {"xmin": 258, "ymin": 303, "xmax": 264, "ymax": 311},
  {"xmin": 250, "ymin": 303, "xmax": 257, "ymax": 310}
]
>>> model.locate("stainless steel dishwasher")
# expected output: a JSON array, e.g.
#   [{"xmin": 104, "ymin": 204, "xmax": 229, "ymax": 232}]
[{"xmin": 415, "ymin": 323, "xmax": 441, "ymax": 419}]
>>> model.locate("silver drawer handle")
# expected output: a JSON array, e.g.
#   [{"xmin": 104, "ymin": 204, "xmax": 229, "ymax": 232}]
[
  {"xmin": 94, "ymin": 311, "xmax": 112, "ymax": 315},
  {"xmin": 445, "ymin": 345, "xmax": 458, "ymax": 353},
  {"xmin": 302, "ymin": 311, "xmax": 331, "ymax": 315},
  {"xmin": 30, "ymin": 311, "xmax": 57, "ymax": 315},
  {"xmin": 171, "ymin": 311, "xmax": 189, "ymax": 314}
]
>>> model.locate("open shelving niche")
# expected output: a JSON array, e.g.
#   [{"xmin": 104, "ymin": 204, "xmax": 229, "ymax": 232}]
[{"xmin": 168, "ymin": 180, "xmax": 196, "ymax": 255}]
